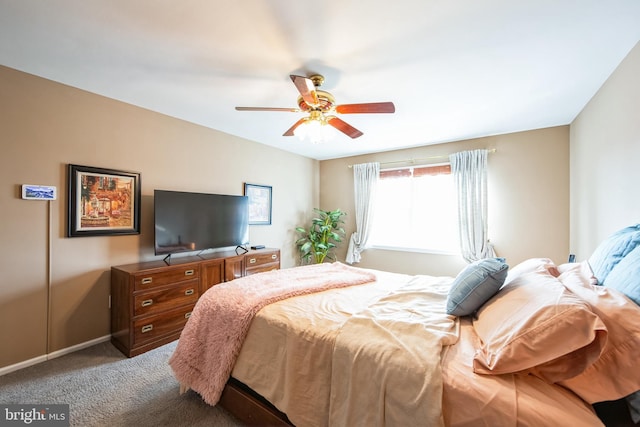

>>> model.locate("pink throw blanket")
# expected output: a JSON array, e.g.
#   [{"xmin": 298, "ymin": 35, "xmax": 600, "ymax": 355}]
[{"xmin": 168, "ymin": 262, "xmax": 376, "ymax": 405}]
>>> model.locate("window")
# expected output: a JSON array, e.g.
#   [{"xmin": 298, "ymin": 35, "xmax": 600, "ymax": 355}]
[{"xmin": 369, "ymin": 164, "xmax": 459, "ymax": 253}]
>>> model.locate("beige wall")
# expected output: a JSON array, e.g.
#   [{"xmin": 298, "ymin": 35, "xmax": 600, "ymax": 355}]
[
  {"xmin": 2, "ymin": 40, "xmax": 636, "ymax": 371},
  {"xmin": 0, "ymin": 65, "xmax": 319, "ymax": 369},
  {"xmin": 570, "ymin": 41, "xmax": 640, "ymax": 259},
  {"xmin": 320, "ymin": 126, "xmax": 570, "ymax": 277}
]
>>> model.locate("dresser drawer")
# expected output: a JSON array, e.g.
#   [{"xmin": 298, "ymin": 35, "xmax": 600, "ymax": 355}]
[
  {"xmin": 245, "ymin": 262, "xmax": 279, "ymax": 276},
  {"xmin": 133, "ymin": 305, "xmax": 195, "ymax": 345},
  {"xmin": 245, "ymin": 251, "xmax": 279, "ymax": 267},
  {"xmin": 245, "ymin": 250, "xmax": 280, "ymax": 276},
  {"xmin": 134, "ymin": 280, "xmax": 199, "ymax": 317},
  {"xmin": 134, "ymin": 265, "xmax": 199, "ymax": 291}
]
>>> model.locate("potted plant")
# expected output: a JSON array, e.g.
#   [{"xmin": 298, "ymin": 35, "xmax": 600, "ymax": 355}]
[{"xmin": 295, "ymin": 208, "xmax": 347, "ymax": 264}]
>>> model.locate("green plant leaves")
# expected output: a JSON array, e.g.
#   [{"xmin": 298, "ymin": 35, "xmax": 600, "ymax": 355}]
[{"xmin": 295, "ymin": 208, "xmax": 346, "ymax": 264}]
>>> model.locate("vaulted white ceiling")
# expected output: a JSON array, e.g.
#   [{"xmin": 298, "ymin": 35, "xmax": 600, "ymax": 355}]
[{"xmin": 1, "ymin": 1, "xmax": 639, "ymax": 160}]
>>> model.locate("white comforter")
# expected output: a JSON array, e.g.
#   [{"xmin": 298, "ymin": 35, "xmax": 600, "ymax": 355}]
[{"xmin": 231, "ymin": 270, "xmax": 459, "ymax": 427}]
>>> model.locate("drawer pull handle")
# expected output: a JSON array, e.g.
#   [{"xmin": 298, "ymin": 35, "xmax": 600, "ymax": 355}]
[
  {"xmin": 185, "ymin": 312, "xmax": 192, "ymax": 319},
  {"xmin": 141, "ymin": 299, "xmax": 153, "ymax": 307},
  {"xmin": 249, "ymin": 258, "xmax": 257, "ymax": 264},
  {"xmin": 141, "ymin": 324, "xmax": 153, "ymax": 333},
  {"xmin": 141, "ymin": 277, "xmax": 153, "ymax": 285},
  {"xmin": 271, "ymin": 254, "xmax": 277, "ymax": 259},
  {"xmin": 185, "ymin": 289, "xmax": 194, "ymax": 296},
  {"xmin": 185, "ymin": 270, "xmax": 195, "ymax": 276}
]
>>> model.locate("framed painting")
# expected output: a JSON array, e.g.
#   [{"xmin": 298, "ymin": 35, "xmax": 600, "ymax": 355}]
[
  {"xmin": 67, "ymin": 164, "xmax": 141, "ymax": 237},
  {"xmin": 244, "ymin": 183, "xmax": 272, "ymax": 225}
]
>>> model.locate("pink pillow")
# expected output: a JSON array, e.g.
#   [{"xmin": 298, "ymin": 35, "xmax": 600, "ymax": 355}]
[
  {"xmin": 556, "ymin": 261, "xmax": 640, "ymax": 403},
  {"xmin": 472, "ymin": 264, "xmax": 607, "ymax": 382},
  {"xmin": 503, "ymin": 257, "xmax": 558, "ymax": 284}
]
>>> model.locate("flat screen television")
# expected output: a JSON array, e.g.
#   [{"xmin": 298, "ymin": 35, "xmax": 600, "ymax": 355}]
[{"xmin": 154, "ymin": 190, "xmax": 250, "ymax": 256}]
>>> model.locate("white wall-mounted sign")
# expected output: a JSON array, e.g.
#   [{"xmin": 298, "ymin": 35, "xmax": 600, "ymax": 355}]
[{"xmin": 21, "ymin": 184, "xmax": 57, "ymax": 200}]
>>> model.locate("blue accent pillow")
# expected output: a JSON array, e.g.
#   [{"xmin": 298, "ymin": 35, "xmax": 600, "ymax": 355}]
[
  {"xmin": 588, "ymin": 224, "xmax": 640, "ymax": 285},
  {"xmin": 604, "ymin": 245, "xmax": 640, "ymax": 306},
  {"xmin": 446, "ymin": 257, "xmax": 509, "ymax": 316}
]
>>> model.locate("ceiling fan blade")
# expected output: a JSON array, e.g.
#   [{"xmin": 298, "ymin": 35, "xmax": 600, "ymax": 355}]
[
  {"xmin": 235, "ymin": 106, "xmax": 300, "ymax": 112},
  {"xmin": 327, "ymin": 116, "xmax": 363, "ymax": 139},
  {"xmin": 335, "ymin": 102, "xmax": 396, "ymax": 114},
  {"xmin": 290, "ymin": 75, "xmax": 318, "ymax": 106},
  {"xmin": 283, "ymin": 118, "xmax": 308, "ymax": 136}
]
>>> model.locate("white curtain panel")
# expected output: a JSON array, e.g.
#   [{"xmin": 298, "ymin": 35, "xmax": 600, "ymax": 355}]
[
  {"xmin": 450, "ymin": 149, "xmax": 496, "ymax": 262},
  {"xmin": 346, "ymin": 162, "xmax": 380, "ymax": 264}
]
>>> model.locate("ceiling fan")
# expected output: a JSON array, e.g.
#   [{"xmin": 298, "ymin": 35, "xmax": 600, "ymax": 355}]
[{"xmin": 235, "ymin": 74, "xmax": 395, "ymax": 139}]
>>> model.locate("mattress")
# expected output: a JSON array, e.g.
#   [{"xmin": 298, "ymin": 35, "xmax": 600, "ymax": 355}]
[
  {"xmin": 230, "ymin": 268, "xmax": 604, "ymax": 426},
  {"xmin": 232, "ymin": 269, "xmax": 454, "ymax": 426}
]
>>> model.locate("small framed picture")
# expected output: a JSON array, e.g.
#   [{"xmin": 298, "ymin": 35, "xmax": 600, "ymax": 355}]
[
  {"xmin": 67, "ymin": 164, "xmax": 141, "ymax": 237},
  {"xmin": 22, "ymin": 184, "xmax": 57, "ymax": 200},
  {"xmin": 244, "ymin": 183, "xmax": 272, "ymax": 225}
]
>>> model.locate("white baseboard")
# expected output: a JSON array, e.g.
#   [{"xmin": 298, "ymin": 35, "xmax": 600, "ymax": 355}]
[
  {"xmin": 0, "ymin": 355, "xmax": 48, "ymax": 377},
  {"xmin": 45, "ymin": 335, "xmax": 111, "ymax": 360},
  {"xmin": 0, "ymin": 334, "xmax": 111, "ymax": 377}
]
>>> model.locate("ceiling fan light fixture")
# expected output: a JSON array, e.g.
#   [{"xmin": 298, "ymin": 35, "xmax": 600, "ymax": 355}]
[
  {"xmin": 236, "ymin": 73, "xmax": 394, "ymax": 141},
  {"xmin": 294, "ymin": 112, "xmax": 331, "ymax": 144}
]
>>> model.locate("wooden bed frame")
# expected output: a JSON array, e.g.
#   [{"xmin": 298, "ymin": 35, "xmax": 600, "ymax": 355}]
[
  {"xmin": 594, "ymin": 400, "xmax": 637, "ymax": 427},
  {"xmin": 219, "ymin": 377, "xmax": 636, "ymax": 427},
  {"xmin": 219, "ymin": 378, "xmax": 292, "ymax": 426}
]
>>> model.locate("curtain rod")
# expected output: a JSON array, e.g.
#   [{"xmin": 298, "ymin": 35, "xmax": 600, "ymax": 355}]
[{"xmin": 347, "ymin": 148, "xmax": 497, "ymax": 168}]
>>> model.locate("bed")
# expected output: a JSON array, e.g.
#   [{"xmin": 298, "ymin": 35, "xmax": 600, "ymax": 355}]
[{"xmin": 169, "ymin": 224, "xmax": 640, "ymax": 426}]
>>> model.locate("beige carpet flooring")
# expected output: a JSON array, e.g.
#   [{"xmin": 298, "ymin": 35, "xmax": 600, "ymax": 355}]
[{"xmin": 0, "ymin": 340, "xmax": 244, "ymax": 427}]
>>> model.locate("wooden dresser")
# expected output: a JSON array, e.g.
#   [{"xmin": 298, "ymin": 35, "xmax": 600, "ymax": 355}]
[{"xmin": 110, "ymin": 248, "xmax": 280, "ymax": 357}]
